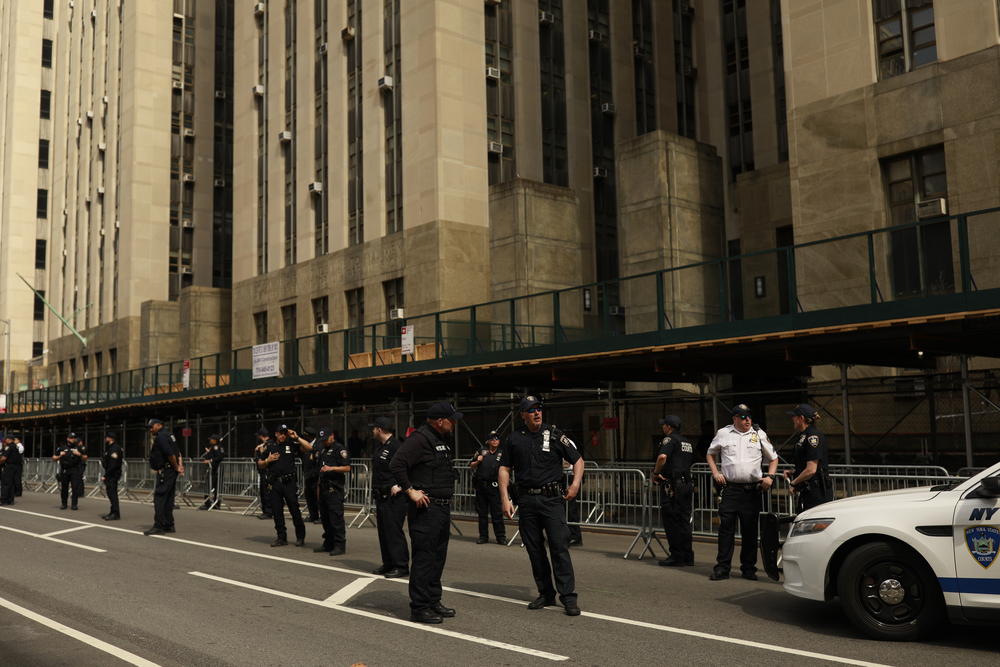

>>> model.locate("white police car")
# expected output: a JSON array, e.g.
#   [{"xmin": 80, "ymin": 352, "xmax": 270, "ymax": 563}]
[{"xmin": 780, "ymin": 461, "xmax": 1000, "ymax": 640}]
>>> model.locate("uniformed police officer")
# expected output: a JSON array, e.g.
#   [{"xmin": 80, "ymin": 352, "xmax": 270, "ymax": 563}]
[
  {"xmin": 499, "ymin": 396, "xmax": 583, "ymax": 616},
  {"xmin": 144, "ymin": 418, "xmax": 185, "ymax": 535},
  {"xmin": 652, "ymin": 415, "xmax": 695, "ymax": 567},
  {"xmin": 470, "ymin": 430, "xmax": 506, "ymax": 545},
  {"xmin": 370, "ymin": 416, "xmax": 409, "ymax": 578},
  {"xmin": 706, "ymin": 404, "xmax": 778, "ymax": 581},
  {"xmin": 101, "ymin": 432, "xmax": 123, "ymax": 520},
  {"xmin": 11, "ymin": 432, "xmax": 24, "ymax": 497},
  {"xmin": 389, "ymin": 402, "xmax": 461, "ymax": 624},
  {"xmin": 0, "ymin": 433, "xmax": 23, "ymax": 505},
  {"xmin": 301, "ymin": 427, "xmax": 322, "ymax": 523},
  {"xmin": 784, "ymin": 404, "xmax": 832, "ymax": 512},
  {"xmin": 252, "ymin": 427, "xmax": 273, "ymax": 519},
  {"xmin": 53, "ymin": 432, "xmax": 88, "ymax": 510},
  {"xmin": 313, "ymin": 428, "xmax": 350, "ymax": 555},
  {"xmin": 198, "ymin": 434, "xmax": 225, "ymax": 510},
  {"xmin": 258, "ymin": 424, "xmax": 311, "ymax": 547}
]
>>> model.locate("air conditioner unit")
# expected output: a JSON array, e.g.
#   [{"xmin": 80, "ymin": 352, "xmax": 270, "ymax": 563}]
[
  {"xmin": 593, "ymin": 166, "xmax": 609, "ymax": 178},
  {"xmin": 378, "ymin": 75, "xmax": 394, "ymax": 92},
  {"xmin": 253, "ymin": 3, "xmax": 265, "ymax": 17},
  {"xmin": 96, "ymin": 186, "xmax": 105, "ymax": 195},
  {"xmin": 488, "ymin": 141, "xmax": 504, "ymax": 155},
  {"xmin": 173, "ymin": 12, "xmax": 184, "ymax": 21},
  {"xmin": 86, "ymin": 110, "xmax": 94, "ymax": 119},
  {"xmin": 62, "ymin": 248, "xmax": 68, "ymax": 256},
  {"xmin": 307, "ymin": 181, "xmax": 323, "ymax": 194},
  {"xmin": 252, "ymin": 84, "xmax": 265, "ymax": 96},
  {"xmin": 485, "ymin": 0, "xmax": 502, "ymax": 5},
  {"xmin": 341, "ymin": 26, "xmax": 355, "ymax": 42},
  {"xmin": 608, "ymin": 305, "xmax": 626, "ymax": 316},
  {"xmin": 278, "ymin": 130, "xmax": 292, "ymax": 142},
  {"xmin": 916, "ymin": 198, "xmax": 948, "ymax": 219},
  {"xmin": 214, "ymin": 90, "xmax": 226, "ymax": 99},
  {"xmin": 318, "ymin": 42, "xmax": 328, "ymax": 55},
  {"xmin": 102, "ymin": 95, "xmax": 109, "ymax": 104},
  {"xmin": 539, "ymin": 10, "xmax": 554, "ymax": 24},
  {"xmin": 114, "ymin": 219, "xmax": 120, "ymax": 228},
  {"xmin": 68, "ymin": 1, "xmax": 75, "ymax": 8},
  {"xmin": 97, "ymin": 142, "xmax": 106, "ymax": 151},
  {"xmin": 180, "ymin": 266, "xmax": 193, "ymax": 275},
  {"xmin": 213, "ymin": 178, "xmax": 226, "ymax": 188},
  {"xmin": 181, "ymin": 218, "xmax": 194, "ymax": 228},
  {"xmin": 90, "ymin": 8, "xmax": 96, "ymax": 19},
  {"xmin": 601, "ymin": 102, "xmax": 616, "ymax": 115},
  {"xmin": 172, "ymin": 80, "xmax": 184, "ymax": 90},
  {"xmin": 486, "ymin": 66, "xmax": 501, "ymax": 80},
  {"xmin": 389, "ymin": 308, "xmax": 405, "ymax": 320},
  {"xmin": 182, "ymin": 173, "xmax": 195, "ymax": 183},
  {"xmin": 316, "ymin": 323, "xmax": 329, "ymax": 334},
  {"xmin": 77, "ymin": 117, "xmax": 84, "ymax": 125},
  {"xmin": 99, "ymin": 228, "xmax": 106, "ymax": 236},
  {"xmin": 588, "ymin": 30, "xmax": 605, "ymax": 42},
  {"xmin": 183, "ymin": 128, "xmax": 195, "ymax": 137}
]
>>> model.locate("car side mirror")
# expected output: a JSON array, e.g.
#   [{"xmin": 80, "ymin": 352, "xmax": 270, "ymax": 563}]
[{"xmin": 979, "ymin": 476, "xmax": 1000, "ymax": 497}]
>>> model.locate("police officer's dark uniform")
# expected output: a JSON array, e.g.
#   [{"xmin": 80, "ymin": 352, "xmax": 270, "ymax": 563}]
[
  {"xmin": 370, "ymin": 416, "xmax": 409, "ymax": 577},
  {"xmin": 470, "ymin": 431, "xmax": 506, "ymax": 544},
  {"xmin": 314, "ymin": 429, "xmax": 350, "ymax": 555},
  {"xmin": 145, "ymin": 418, "xmax": 182, "ymax": 535},
  {"xmin": 499, "ymin": 396, "xmax": 583, "ymax": 616},
  {"xmin": 101, "ymin": 432, "xmax": 123, "ymax": 520},
  {"xmin": 301, "ymin": 429, "xmax": 322, "ymax": 523},
  {"xmin": 390, "ymin": 402, "xmax": 461, "ymax": 624},
  {"xmin": 252, "ymin": 428, "xmax": 273, "ymax": 519},
  {"xmin": 0, "ymin": 434, "xmax": 23, "ymax": 505},
  {"xmin": 12, "ymin": 434, "xmax": 24, "ymax": 497},
  {"xmin": 54, "ymin": 433, "xmax": 87, "ymax": 510},
  {"xmin": 198, "ymin": 436, "xmax": 225, "ymax": 510},
  {"xmin": 786, "ymin": 404, "xmax": 832, "ymax": 512},
  {"xmin": 259, "ymin": 425, "xmax": 308, "ymax": 547},
  {"xmin": 652, "ymin": 416, "xmax": 695, "ymax": 567}
]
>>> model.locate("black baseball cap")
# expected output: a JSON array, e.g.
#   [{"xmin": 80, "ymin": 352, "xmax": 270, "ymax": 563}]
[
  {"xmin": 315, "ymin": 426, "xmax": 331, "ymax": 441},
  {"xmin": 730, "ymin": 404, "xmax": 751, "ymax": 417},
  {"xmin": 519, "ymin": 395, "xmax": 543, "ymax": 412},
  {"xmin": 786, "ymin": 404, "xmax": 819, "ymax": 419},
  {"xmin": 255, "ymin": 427, "xmax": 270, "ymax": 437},
  {"xmin": 370, "ymin": 416, "xmax": 394, "ymax": 432},
  {"xmin": 105, "ymin": 431, "xmax": 118, "ymax": 440},
  {"xmin": 486, "ymin": 430, "xmax": 500, "ymax": 441},
  {"xmin": 426, "ymin": 402, "xmax": 463, "ymax": 420},
  {"xmin": 67, "ymin": 431, "xmax": 79, "ymax": 438},
  {"xmin": 658, "ymin": 415, "xmax": 681, "ymax": 429},
  {"xmin": 146, "ymin": 419, "xmax": 163, "ymax": 428},
  {"xmin": 274, "ymin": 424, "xmax": 290, "ymax": 434},
  {"xmin": 208, "ymin": 433, "xmax": 222, "ymax": 441}
]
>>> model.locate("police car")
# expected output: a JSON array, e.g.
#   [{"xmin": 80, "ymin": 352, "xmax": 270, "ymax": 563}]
[{"xmin": 780, "ymin": 461, "xmax": 1000, "ymax": 640}]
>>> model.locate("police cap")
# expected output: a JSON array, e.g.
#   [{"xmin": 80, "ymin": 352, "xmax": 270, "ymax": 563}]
[
  {"xmin": 486, "ymin": 430, "xmax": 500, "ymax": 441},
  {"xmin": 370, "ymin": 416, "xmax": 394, "ymax": 432},
  {"xmin": 146, "ymin": 419, "xmax": 163, "ymax": 428},
  {"xmin": 786, "ymin": 404, "xmax": 819, "ymax": 420},
  {"xmin": 658, "ymin": 415, "xmax": 682, "ymax": 430},
  {"xmin": 426, "ymin": 402, "xmax": 463, "ymax": 421},
  {"xmin": 105, "ymin": 431, "xmax": 118, "ymax": 440},
  {"xmin": 730, "ymin": 404, "xmax": 751, "ymax": 417},
  {"xmin": 208, "ymin": 433, "xmax": 222, "ymax": 442},
  {"xmin": 255, "ymin": 427, "xmax": 270, "ymax": 437},
  {"xmin": 518, "ymin": 395, "xmax": 543, "ymax": 412}
]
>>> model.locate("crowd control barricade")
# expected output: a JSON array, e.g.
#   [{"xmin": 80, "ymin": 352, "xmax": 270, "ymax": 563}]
[
  {"xmin": 217, "ymin": 460, "xmax": 263, "ymax": 515},
  {"xmin": 346, "ymin": 463, "xmax": 375, "ymax": 528},
  {"xmin": 84, "ymin": 460, "xmax": 104, "ymax": 497},
  {"xmin": 178, "ymin": 460, "xmax": 212, "ymax": 507}
]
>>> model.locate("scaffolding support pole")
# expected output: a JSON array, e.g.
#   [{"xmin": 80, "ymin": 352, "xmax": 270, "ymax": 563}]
[
  {"xmin": 961, "ymin": 355, "xmax": 974, "ymax": 469},
  {"xmin": 840, "ymin": 364, "xmax": 851, "ymax": 465}
]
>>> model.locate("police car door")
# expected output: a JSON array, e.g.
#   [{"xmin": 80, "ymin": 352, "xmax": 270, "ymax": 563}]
[{"xmin": 950, "ymin": 468, "xmax": 1000, "ymax": 621}]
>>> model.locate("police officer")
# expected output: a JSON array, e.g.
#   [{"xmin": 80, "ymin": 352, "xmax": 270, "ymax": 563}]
[
  {"xmin": 101, "ymin": 432, "xmax": 123, "ymax": 520},
  {"xmin": 11, "ymin": 432, "xmax": 24, "ymax": 497},
  {"xmin": 499, "ymin": 396, "xmax": 583, "ymax": 616},
  {"xmin": 470, "ymin": 430, "xmax": 506, "ymax": 545},
  {"xmin": 252, "ymin": 427, "xmax": 273, "ymax": 519},
  {"xmin": 313, "ymin": 428, "xmax": 350, "ymax": 555},
  {"xmin": 198, "ymin": 434, "xmax": 225, "ymax": 510},
  {"xmin": 0, "ymin": 433, "xmax": 23, "ymax": 505},
  {"xmin": 370, "ymin": 416, "xmax": 409, "ymax": 577},
  {"xmin": 53, "ymin": 432, "xmax": 88, "ymax": 510},
  {"xmin": 144, "ymin": 418, "xmax": 184, "ymax": 535},
  {"xmin": 389, "ymin": 402, "xmax": 461, "ymax": 624},
  {"xmin": 300, "ymin": 427, "xmax": 322, "ymax": 523},
  {"xmin": 706, "ymin": 403, "xmax": 778, "ymax": 581},
  {"xmin": 651, "ymin": 416, "xmax": 695, "ymax": 567},
  {"xmin": 258, "ymin": 424, "xmax": 311, "ymax": 547},
  {"xmin": 784, "ymin": 404, "xmax": 832, "ymax": 512}
]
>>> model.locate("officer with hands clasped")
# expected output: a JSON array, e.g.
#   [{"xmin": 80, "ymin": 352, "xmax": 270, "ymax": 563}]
[
  {"xmin": 370, "ymin": 416, "xmax": 409, "ymax": 578},
  {"xmin": 144, "ymin": 418, "xmax": 184, "ymax": 535},
  {"xmin": 470, "ymin": 430, "xmax": 506, "ymax": 545},
  {"xmin": 198, "ymin": 434, "xmax": 225, "ymax": 511},
  {"xmin": 101, "ymin": 431, "xmax": 123, "ymax": 520},
  {"xmin": 252, "ymin": 427, "xmax": 273, "ymax": 520},
  {"xmin": 652, "ymin": 415, "xmax": 695, "ymax": 567},
  {"xmin": 390, "ymin": 402, "xmax": 461, "ymax": 624},
  {"xmin": 259, "ymin": 424, "xmax": 312, "ymax": 547},
  {"xmin": 706, "ymin": 404, "xmax": 778, "ymax": 581},
  {"xmin": 313, "ymin": 428, "xmax": 350, "ymax": 556},
  {"xmin": 784, "ymin": 404, "xmax": 832, "ymax": 512},
  {"xmin": 53, "ymin": 432, "xmax": 88, "ymax": 510},
  {"xmin": 499, "ymin": 395, "xmax": 584, "ymax": 616}
]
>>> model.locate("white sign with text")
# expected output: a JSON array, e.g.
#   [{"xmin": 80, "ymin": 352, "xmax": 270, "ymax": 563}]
[{"xmin": 252, "ymin": 342, "xmax": 280, "ymax": 379}]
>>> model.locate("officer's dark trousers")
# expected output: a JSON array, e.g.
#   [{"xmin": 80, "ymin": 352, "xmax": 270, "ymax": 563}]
[
  {"xmin": 407, "ymin": 501, "xmax": 450, "ymax": 611},
  {"xmin": 153, "ymin": 469, "xmax": 178, "ymax": 530},
  {"xmin": 202, "ymin": 466, "xmax": 221, "ymax": 507},
  {"xmin": 715, "ymin": 485, "xmax": 762, "ymax": 575},
  {"xmin": 303, "ymin": 475, "xmax": 319, "ymax": 520},
  {"xmin": 796, "ymin": 485, "xmax": 832, "ymax": 513},
  {"xmin": 257, "ymin": 473, "xmax": 272, "ymax": 515},
  {"xmin": 474, "ymin": 482, "xmax": 505, "ymax": 540},
  {"xmin": 375, "ymin": 492, "xmax": 409, "ymax": 570},
  {"xmin": 0, "ymin": 466, "xmax": 15, "ymax": 504},
  {"xmin": 13, "ymin": 463, "xmax": 22, "ymax": 496},
  {"xmin": 518, "ymin": 494, "xmax": 577, "ymax": 604},
  {"xmin": 269, "ymin": 476, "xmax": 305, "ymax": 541},
  {"xmin": 59, "ymin": 469, "xmax": 84, "ymax": 507},
  {"xmin": 319, "ymin": 486, "xmax": 346, "ymax": 550},
  {"xmin": 660, "ymin": 481, "xmax": 694, "ymax": 562},
  {"xmin": 105, "ymin": 474, "xmax": 121, "ymax": 515}
]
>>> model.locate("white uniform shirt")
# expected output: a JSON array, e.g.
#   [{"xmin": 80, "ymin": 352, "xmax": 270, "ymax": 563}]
[
  {"xmin": 16, "ymin": 443, "xmax": 24, "ymax": 454},
  {"xmin": 707, "ymin": 424, "xmax": 777, "ymax": 483}
]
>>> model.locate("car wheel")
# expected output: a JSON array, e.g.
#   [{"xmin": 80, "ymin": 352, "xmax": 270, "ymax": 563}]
[{"xmin": 837, "ymin": 540, "xmax": 944, "ymax": 641}]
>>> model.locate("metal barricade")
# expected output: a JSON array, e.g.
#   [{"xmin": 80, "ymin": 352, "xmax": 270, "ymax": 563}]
[
  {"xmin": 84, "ymin": 460, "xmax": 103, "ymax": 497},
  {"xmin": 346, "ymin": 463, "xmax": 375, "ymax": 528},
  {"xmin": 125, "ymin": 458, "xmax": 156, "ymax": 502},
  {"xmin": 217, "ymin": 460, "xmax": 264, "ymax": 515}
]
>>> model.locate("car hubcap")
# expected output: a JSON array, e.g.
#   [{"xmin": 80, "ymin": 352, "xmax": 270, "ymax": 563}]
[
  {"xmin": 858, "ymin": 561, "xmax": 924, "ymax": 625},
  {"xmin": 878, "ymin": 578, "xmax": 905, "ymax": 605}
]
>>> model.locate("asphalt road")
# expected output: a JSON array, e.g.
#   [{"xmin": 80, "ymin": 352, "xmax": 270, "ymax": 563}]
[{"xmin": 0, "ymin": 492, "xmax": 995, "ymax": 666}]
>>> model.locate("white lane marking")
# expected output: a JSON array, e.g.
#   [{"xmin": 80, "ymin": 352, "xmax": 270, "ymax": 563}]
[
  {"xmin": 0, "ymin": 507, "xmax": 143, "ymax": 535},
  {"xmin": 0, "ymin": 595, "xmax": 160, "ymax": 667},
  {"xmin": 3, "ymin": 505, "xmax": 891, "ymax": 666},
  {"xmin": 324, "ymin": 576, "xmax": 377, "ymax": 606},
  {"xmin": 43, "ymin": 525, "xmax": 95, "ymax": 538},
  {"xmin": 189, "ymin": 571, "xmax": 568, "ymax": 662},
  {"xmin": 0, "ymin": 524, "xmax": 106, "ymax": 553}
]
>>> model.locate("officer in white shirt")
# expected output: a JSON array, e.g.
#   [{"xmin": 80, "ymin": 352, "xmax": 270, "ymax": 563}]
[{"xmin": 706, "ymin": 403, "xmax": 778, "ymax": 581}]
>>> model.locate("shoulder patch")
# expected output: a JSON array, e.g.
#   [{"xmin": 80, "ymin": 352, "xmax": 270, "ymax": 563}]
[
  {"xmin": 111, "ymin": 453, "xmax": 119, "ymax": 459},
  {"xmin": 807, "ymin": 435, "xmax": 820, "ymax": 447},
  {"xmin": 560, "ymin": 434, "xmax": 577, "ymax": 450},
  {"xmin": 681, "ymin": 442, "xmax": 693, "ymax": 453},
  {"xmin": 340, "ymin": 449, "xmax": 349, "ymax": 459}
]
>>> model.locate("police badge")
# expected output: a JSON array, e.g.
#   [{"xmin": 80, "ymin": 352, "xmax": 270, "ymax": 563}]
[
  {"xmin": 807, "ymin": 435, "xmax": 820, "ymax": 448},
  {"xmin": 966, "ymin": 526, "xmax": 999, "ymax": 569}
]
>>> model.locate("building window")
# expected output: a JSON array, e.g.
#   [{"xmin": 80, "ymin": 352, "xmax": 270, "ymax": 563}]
[
  {"xmin": 770, "ymin": 0, "xmax": 788, "ymax": 161},
  {"xmin": 486, "ymin": 0, "xmax": 515, "ymax": 185},
  {"xmin": 347, "ymin": 0, "xmax": 364, "ymax": 246},
  {"xmin": 36, "ymin": 189, "xmax": 48, "ymax": 218},
  {"xmin": 539, "ymin": 0, "xmax": 568, "ymax": 187},
  {"xmin": 632, "ymin": 0, "xmax": 656, "ymax": 135},
  {"xmin": 43, "ymin": 0, "xmax": 54, "ymax": 20},
  {"xmin": 34, "ymin": 291, "xmax": 46, "ymax": 321},
  {"xmin": 727, "ymin": 239, "xmax": 744, "ymax": 321},
  {"xmin": 883, "ymin": 145, "xmax": 952, "ymax": 297},
  {"xmin": 38, "ymin": 138, "xmax": 50, "ymax": 169},
  {"xmin": 311, "ymin": 295, "xmax": 330, "ymax": 370},
  {"xmin": 256, "ymin": 3, "xmax": 269, "ymax": 274},
  {"xmin": 311, "ymin": 296, "xmax": 329, "ymax": 327},
  {"xmin": 674, "ymin": 0, "xmax": 696, "ymax": 139},
  {"xmin": 384, "ymin": 0, "xmax": 403, "ymax": 233},
  {"xmin": 874, "ymin": 0, "xmax": 936, "ymax": 80},
  {"xmin": 32, "ymin": 342, "xmax": 44, "ymax": 358},
  {"xmin": 212, "ymin": 0, "xmax": 234, "ymax": 288},
  {"xmin": 109, "ymin": 348, "xmax": 117, "ymax": 374},
  {"xmin": 281, "ymin": 303, "xmax": 297, "ymax": 372},
  {"xmin": 722, "ymin": 0, "xmax": 754, "ymax": 178},
  {"xmin": 40, "ymin": 89, "xmax": 52, "ymax": 119},
  {"xmin": 41, "ymin": 39, "xmax": 53, "ymax": 68},
  {"xmin": 283, "ymin": 0, "xmax": 298, "ymax": 266},
  {"xmin": 383, "ymin": 278, "xmax": 404, "ymax": 315},
  {"xmin": 313, "ymin": 0, "xmax": 329, "ymax": 256},
  {"xmin": 254, "ymin": 311, "xmax": 269, "ymax": 344},
  {"xmin": 35, "ymin": 239, "xmax": 47, "ymax": 269},
  {"xmin": 775, "ymin": 225, "xmax": 795, "ymax": 314},
  {"xmin": 280, "ymin": 304, "xmax": 297, "ymax": 340},
  {"xmin": 345, "ymin": 288, "xmax": 365, "ymax": 354}
]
